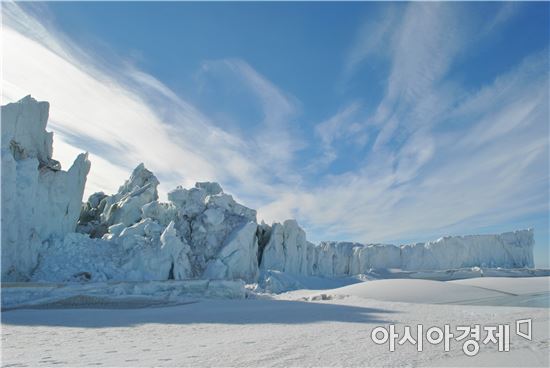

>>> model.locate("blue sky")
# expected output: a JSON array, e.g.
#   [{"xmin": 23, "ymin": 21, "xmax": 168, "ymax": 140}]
[{"xmin": 3, "ymin": 2, "xmax": 549, "ymax": 266}]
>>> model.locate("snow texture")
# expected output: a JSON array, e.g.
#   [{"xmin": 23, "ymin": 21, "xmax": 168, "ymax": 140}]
[
  {"xmin": 2, "ymin": 277, "xmax": 549, "ymax": 367},
  {"xmin": 2, "ymin": 279, "xmax": 246, "ymax": 310},
  {"xmin": 0, "ymin": 96, "xmax": 537, "ymax": 286}
]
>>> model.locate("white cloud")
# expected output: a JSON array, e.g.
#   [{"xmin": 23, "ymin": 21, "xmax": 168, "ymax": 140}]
[
  {"xmin": 285, "ymin": 87, "xmax": 547, "ymax": 243},
  {"xmin": 277, "ymin": 3, "xmax": 548, "ymax": 244},
  {"xmin": 1, "ymin": 2, "xmax": 293, "ymax": 207},
  {"xmin": 195, "ymin": 59, "xmax": 305, "ymax": 185},
  {"xmin": 313, "ymin": 101, "xmax": 363, "ymax": 167},
  {"xmin": 483, "ymin": 2, "xmax": 520, "ymax": 34},
  {"xmin": 343, "ymin": 4, "xmax": 399, "ymax": 78}
]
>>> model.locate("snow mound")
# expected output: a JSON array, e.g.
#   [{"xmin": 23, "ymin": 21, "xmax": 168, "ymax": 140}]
[
  {"xmin": 320, "ymin": 278, "xmax": 506, "ymax": 304},
  {"xmin": 280, "ymin": 276, "xmax": 550, "ymax": 307},
  {"xmin": 282, "ymin": 277, "xmax": 547, "ymax": 305},
  {"xmin": 449, "ymin": 276, "xmax": 550, "ymax": 295}
]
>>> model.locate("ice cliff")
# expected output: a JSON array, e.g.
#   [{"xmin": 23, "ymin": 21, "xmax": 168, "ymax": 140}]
[
  {"xmin": 0, "ymin": 96, "xmax": 536, "ymax": 284},
  {"xmin": 1, "ymin": 96, "xmax": 90, "ymax": 280},
  {"xmin": 257, "ymin": 221, "xmax": 534, "ymax": 278}
]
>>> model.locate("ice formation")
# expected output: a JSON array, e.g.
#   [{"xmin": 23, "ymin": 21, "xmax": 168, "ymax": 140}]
[
  {"xmin": 0, "ymin": 96, "xmax": 536, "ymax": 285},
  {"xmin": 258, "ymin": 222, "xmax": 533, "ymax": 278},
  {"xmin": 74, "ymin": 163, "xmax": 259, "ymax": 283},
  {"xmin": 1, "ymin": 96, "xmax": 90, "ymax": 280}
]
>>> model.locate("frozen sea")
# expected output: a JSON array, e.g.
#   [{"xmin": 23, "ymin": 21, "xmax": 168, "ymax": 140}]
[{"xmin": 2, "ymin": 276, "xmax": 549, "ymax": 367}]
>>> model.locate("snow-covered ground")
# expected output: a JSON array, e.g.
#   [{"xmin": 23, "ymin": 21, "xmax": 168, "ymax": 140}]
[
  {"xmin": 2, "ymin": 276, "xmax": 549, "ymax": 367},
  {"xmin": 280, "ymin": 276, "xmax": 550, "ymax": 308}
]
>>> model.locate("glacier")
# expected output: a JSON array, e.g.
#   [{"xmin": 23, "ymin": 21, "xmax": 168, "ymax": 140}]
[
  {"xmin": 0, "ymin": 96, "xmax": 536, "ymax": 286},
  {"xmin": 1, "ymin": 96, "xmax": 90, "ymax": 280}
]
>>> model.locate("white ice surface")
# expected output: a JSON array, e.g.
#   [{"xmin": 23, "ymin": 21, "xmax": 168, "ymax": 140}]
[
  {"xmin": 449, "ymin": 276, "xmax": 550, "ymax": 295},
  {"xmin": 295, "ymin": 279, "xmax": 507, "ymax": 304},
  {"xmin": 257, "ymin": 267, "xmax": 550, "ymax": 294},
  {"xmin": 2, "ymin": 277, "xmax": 549, "ymax": 367},
  {"xmin": 279, "ymin": 276, "xmax": 550, "ymax": 307}
]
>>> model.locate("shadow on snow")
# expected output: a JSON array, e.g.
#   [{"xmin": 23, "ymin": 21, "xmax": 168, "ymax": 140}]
[{"xmin": 2, "ymin": 298, "xmax": 398, "ymax": 328}]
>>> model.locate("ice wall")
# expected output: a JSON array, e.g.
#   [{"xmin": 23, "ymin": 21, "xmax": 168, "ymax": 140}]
[
  {"xmin": 400, "ymin": 231, "xmax": 535, "ymax": 270},
  {"xmin": 1, "ymin": 96, "xmax": 90, "ymax": 280},
  {"xmin": 1, "ymin": 96, "xmax": 536, "ymax": 284},
  {"xmin": 257, "ymin": 225, "xmax": 534, "ymax": 277}
]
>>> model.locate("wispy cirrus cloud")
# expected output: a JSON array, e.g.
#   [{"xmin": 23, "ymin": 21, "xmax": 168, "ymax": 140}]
[
  {"xmin": 1, "ymin": 2, "xmax": 298, "ymax": 207},
  {"xmin": 195, "ymin": 59, "xmax": 305, "ymax": 185},
  {"xmin": 342, "ymin": 4, "xmax": 399, "ymax": 79},
  {"xmin": 260, "ymin": 2, "xmax": 548, "ymax": 248},
  {"xmin": 482, "ymin": 2, "xmax": 521, "ymax": 34},
  {"xmin": 313, "ymin": 101, "xmax": 364, "ymax": 168},
  {"xmin": 277, "ymin": 54, "xmax": 547, "ymax": 243}
]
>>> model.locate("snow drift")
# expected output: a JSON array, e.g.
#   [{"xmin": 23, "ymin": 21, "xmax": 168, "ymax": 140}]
[{"xmin": 0, "ymin": 96, "xmax": 536, "ymax": 284}]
